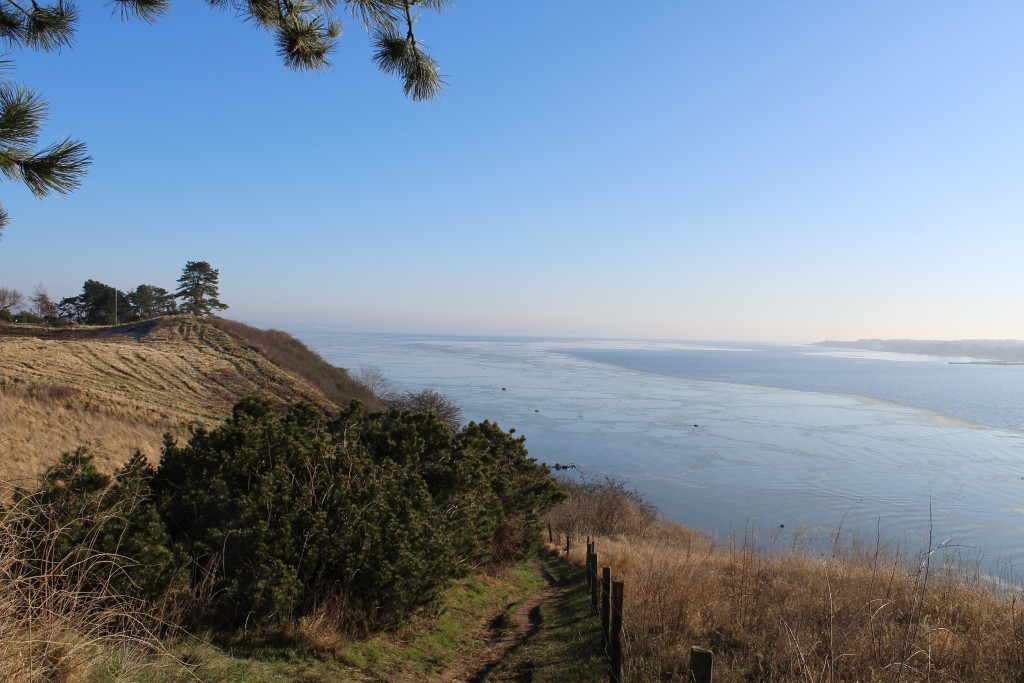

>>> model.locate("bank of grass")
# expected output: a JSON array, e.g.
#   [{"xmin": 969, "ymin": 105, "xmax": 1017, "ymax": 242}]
[
  {"xmin": 0, "ymin": 316, "xmax": 367, "ymax": 482},
  {"xmin": 486, "ymin": 552, "xmax": 607, "ymax": 683},
  {"xmin": 552, "ymin": 494, "xmax": 1024, "ymax": 682},
  {"xmin": 81, "ymin": 562, "xmax": 547, "ymax": 683}
]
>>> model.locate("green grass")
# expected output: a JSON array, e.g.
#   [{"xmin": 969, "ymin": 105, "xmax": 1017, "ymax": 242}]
[
  {"xmin": 485, "ymin": 552, "xmax": 607, "ymax": 683},
  {"xmin": 338, "ymin": 562, "xmax": 545, "ymax": 681},
  {"xmin": 104, "ymin": 563, "xmax": 545, "ymax": 682}
]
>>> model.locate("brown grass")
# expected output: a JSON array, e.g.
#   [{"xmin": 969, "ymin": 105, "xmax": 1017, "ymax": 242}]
[
  {"xmin": 550, "ymin": 486, "xmax": 1024, "ymax": 682},
  {"xmin": 0, "ymin": 316, "xmax": 339, "ymax": 482},
  {"xmin": 0, "ymin": 487, "xmax": 171, "ymax": 682},
  {"xmin": 561, "ymin": 523, "xmax": 1024, "ymax": 682}
]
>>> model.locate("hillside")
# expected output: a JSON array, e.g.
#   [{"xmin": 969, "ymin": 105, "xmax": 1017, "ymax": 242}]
[{"xmin": 0, "ymin": 315, "xmax": 372, "ymax": 486}]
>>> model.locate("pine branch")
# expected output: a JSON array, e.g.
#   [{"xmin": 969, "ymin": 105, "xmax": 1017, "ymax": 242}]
[
  {"xmin": 346, "ymin": 0, "xmax": 401, "ymax": 31},
  {"xmin": 0, "ymin": 4, "xmax": 27, "ymax": 44},
  {"xmin": 370, "ymin": 2, "xmax": 443, "ymax": 101},
  {"xmin": 19, "ymin": 136, "xmax": 90, "ymax": 196},
  {"xmin": 23, "ymin": 1, "xmax": 77, "ymax": 51},
  {"xmin": 0, "ymin": 83, "xmax": 44, "ymax": 146},
  {"xmin": 110, "ymin": 0, "xmax": 170, "ymax": 23},
  {"xmin": 275, "ymin": 13, "xmax": 334, "ymax": 70}
]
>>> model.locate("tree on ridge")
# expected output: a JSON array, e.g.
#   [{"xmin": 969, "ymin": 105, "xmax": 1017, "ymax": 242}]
[{"xmin": 175, "ymin": 261, "xmax": 228, "ymax": 317}]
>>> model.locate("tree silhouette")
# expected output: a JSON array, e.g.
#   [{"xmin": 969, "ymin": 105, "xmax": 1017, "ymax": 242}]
[{"xmin": 175, "ymin": 261, "xmax": 227, "ymax": 317}]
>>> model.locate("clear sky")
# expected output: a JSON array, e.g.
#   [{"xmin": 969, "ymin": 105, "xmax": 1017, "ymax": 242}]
[{"xmin": 1, "ymin": 1, "xmax": 1022, "ymax": 342}]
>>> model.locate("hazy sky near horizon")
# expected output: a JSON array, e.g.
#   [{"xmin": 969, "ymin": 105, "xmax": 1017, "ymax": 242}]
[{"xmin": 1, "ymin": 1, "xmax": 1022, "ymax": 342}]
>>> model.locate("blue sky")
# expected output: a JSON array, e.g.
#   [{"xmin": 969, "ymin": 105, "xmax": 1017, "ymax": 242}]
[{"xmin": 1, "ymin": 1, "xmax": 1022, "ymax": 341}]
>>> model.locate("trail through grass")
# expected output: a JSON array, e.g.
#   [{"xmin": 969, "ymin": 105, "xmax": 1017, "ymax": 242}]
[{"xmin": 482, "ymin": 552, "xmax": 607, "ymax": 683}]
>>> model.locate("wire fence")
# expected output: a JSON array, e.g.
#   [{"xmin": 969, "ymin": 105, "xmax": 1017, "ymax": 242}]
[{"xmin": 575, "ymin": 537, "xmax": 715, "ymax": 683}]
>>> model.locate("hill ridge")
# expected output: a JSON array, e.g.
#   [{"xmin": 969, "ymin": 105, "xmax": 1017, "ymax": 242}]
[{"xmin": 0, "ymin": 315, "xmax": 371, "ymax": 484}]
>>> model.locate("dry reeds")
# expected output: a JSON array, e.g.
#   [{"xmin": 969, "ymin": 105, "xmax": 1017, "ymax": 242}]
[
  {"xmin": 0, "ymin": 486, "xmax": 172, "ymax": 682},
  {"xmin": 551, "ymin": 484, "xmax": 1024, "ymax": 681}
]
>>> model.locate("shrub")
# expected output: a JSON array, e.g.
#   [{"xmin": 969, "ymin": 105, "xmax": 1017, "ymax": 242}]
[
  {"xmin": 20, "ymin": 398, "xmax": 564, "ymax": 635},
  {"xmin": 18, "ymin": 449, "xmax": 178, "ymax": 604},
  {"xmin": 546, "ymin": 473, "xmax": 656, "ymax": 543}
]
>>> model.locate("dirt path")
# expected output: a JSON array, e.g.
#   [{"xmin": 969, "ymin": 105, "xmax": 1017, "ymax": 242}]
[{"xmin": 433, "ymin": 561, "xmax": 561, "ymax": 683}]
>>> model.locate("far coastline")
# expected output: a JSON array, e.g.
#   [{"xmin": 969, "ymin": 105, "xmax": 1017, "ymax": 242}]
[{"xmin": 813, "ymin": 338, "xmax": 1024, "ymax": 364}]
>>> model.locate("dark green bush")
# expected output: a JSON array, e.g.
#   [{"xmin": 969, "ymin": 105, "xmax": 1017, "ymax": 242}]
[
  {"xmin": 15, "ymin": 449, "xmax": 178, "ymax": 603},
  {"xmin": 27, "ymin": 397, "xmax": 563, "ymax": 634}
]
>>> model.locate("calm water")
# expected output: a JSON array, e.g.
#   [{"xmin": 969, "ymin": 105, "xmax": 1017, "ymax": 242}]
[{"xmin": 294, "ymin": 332, "xmax": 1024, "ymax": 575}]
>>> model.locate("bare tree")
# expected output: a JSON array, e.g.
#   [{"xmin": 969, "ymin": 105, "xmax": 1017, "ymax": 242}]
[
  {"xmin": 0, "ymin": 287, "xmax": 24, "ymax": 313},
  {"xmin": 31, "ymin": 284, "xmax": 58, "ymax": 319},
  {"xmin": 356, "ymin": 365, "xmax": 396, "ymax": 401}
]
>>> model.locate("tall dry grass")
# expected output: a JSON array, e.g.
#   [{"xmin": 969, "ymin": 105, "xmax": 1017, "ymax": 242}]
[
  {"xmin": 550, "ymin": 486, "xmax": 1024, "ymax": 682},
  {"xmin": 0, "ymin": 486, "xmax": 173, "ymax": 682},
  {"xmin": 0, "ymin": 316, "xmax": 342, "ymax": 480}
]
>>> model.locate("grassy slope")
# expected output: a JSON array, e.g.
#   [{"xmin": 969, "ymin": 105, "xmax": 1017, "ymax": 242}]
[
  {"xmin": 554, "ymin": 520, "xmax": 1024, "ymax": 683},
  {"xmin": 116, "ymin": 562, "xmax": 550, "ymax": 683},
  {"xmin": 0, "ymin": 316, "xmax": 354, "ymax": 485},
  {"xmin": 0, "ymin": 317, "xmax": 606, "ymax": 682}
]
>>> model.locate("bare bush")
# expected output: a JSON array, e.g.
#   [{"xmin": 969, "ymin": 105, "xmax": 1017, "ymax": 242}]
[
  {"xmin": 546, "ymin": 474, "xmax": 657, "ymax": 543},
  {"xmin": 356, "ymin": 364, "xmax": 396, "ymax": 401},
  {"xmin": 387, "ymin": 388, "xmax": 463, "ymax": 431}
]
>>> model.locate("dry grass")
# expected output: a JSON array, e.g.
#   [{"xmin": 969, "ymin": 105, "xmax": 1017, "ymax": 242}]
[
  {"xmin": 207, "ymin": 318, "xmax": 381, "ymax": 410},
  {"xmin": 0, "ymin": 488, "xmax": 172, "ymax": 682},
  {"xmin": 0, "ymin": 316, "xmax": 337, "ymax": 482},
  {"xmin": 558, "ymin": 519, "xmax": 1024, "ymax": 682}
]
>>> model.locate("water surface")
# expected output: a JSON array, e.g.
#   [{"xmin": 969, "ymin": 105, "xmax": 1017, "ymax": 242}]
[{"xmin": 295, "ymin": 332, "xmax": 1024, "ymax": 575}]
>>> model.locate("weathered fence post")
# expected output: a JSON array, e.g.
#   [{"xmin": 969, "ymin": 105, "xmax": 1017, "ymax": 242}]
[
  {"xmin": 610, "ymin": 580, "xmax": 624, "ymax": 683},
  {"xmin": 590, "ymin": 550, "xmax": 599, "ymax": 614},
  {"xmin": 589, "ymin": 540, "xmax": 598, "ymax": 593},
  {"xmin": 601, "ymin": 565, "xmax": 611, "ymax": 647},
  {"xmin": 565, "ymin": 533, "xmax": 571, "ymax": 554},
  {"xmin": 548, "ymin": 522, "xmax": 554, "ymax": 544},
  {"xmin": 690, "ymin": 647, "xmax": 713, "ymax": 683}
]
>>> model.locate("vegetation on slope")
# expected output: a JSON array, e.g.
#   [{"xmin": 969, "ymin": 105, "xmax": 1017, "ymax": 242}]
[
  {"xmin": 548, "ymin": 478, "xmax": 1024, "ymax": 682},
  {"xmin": 207, "ymin": 317, "xmax": 381, "ymax": 409},
  {"xmin": 0, "ymin": 315, "xmax": 367, "ymax": 482},
  {"xmin": 0, "ymin": 388, "xmax": 565, "ymax": 680}
]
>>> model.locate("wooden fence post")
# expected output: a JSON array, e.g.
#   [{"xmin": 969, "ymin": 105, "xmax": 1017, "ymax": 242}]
[
  {"xmin": 610, "ymin": 580, "xmax": 624, "ymax": 683},
  {"xmin": 590, "ymin": 550, "xmax": 599, "ymax": 614},
  {"xmin": 548, "ymin": 522, "xmax": 553, "ymax": 544},
  {"xmin": 589, "ymin": 540, "xmax": 598, "ymax": 593},
  {"xmin": 601, "ymin": 566, "xmax": 611, "ymax": 647},
  {"xmin": 690, "ymin": 647, "xmax": 713, "ymax": 683},
  {"xmin": 565, "ymin": 533, "xmax": 571, "ymax": 554}
]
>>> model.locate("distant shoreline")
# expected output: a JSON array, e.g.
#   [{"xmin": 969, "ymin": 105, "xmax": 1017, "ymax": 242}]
[
  {"xmin": 813, "ymin": 338, "xmax": 1024, "ymax": 363},
  {"xmin": 948, "ymin": 360, "xmax": 1024, "ymax": 366}
]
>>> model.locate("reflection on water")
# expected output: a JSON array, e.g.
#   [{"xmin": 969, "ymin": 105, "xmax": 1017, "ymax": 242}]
[{"xmin": 295, "ymin": 331, "xmax": 1024, "ymax": 577}]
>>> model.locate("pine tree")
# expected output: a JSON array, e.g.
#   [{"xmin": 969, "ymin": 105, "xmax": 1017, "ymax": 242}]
[{"xmin": 175, "ymin": 261, "xmax": 227, "ymax": 317}]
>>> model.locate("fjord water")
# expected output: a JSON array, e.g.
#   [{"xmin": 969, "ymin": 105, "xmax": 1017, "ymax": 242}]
[{"xmin": 297, "ymin": 332, "xmax": 1024, "ymax": 575}]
